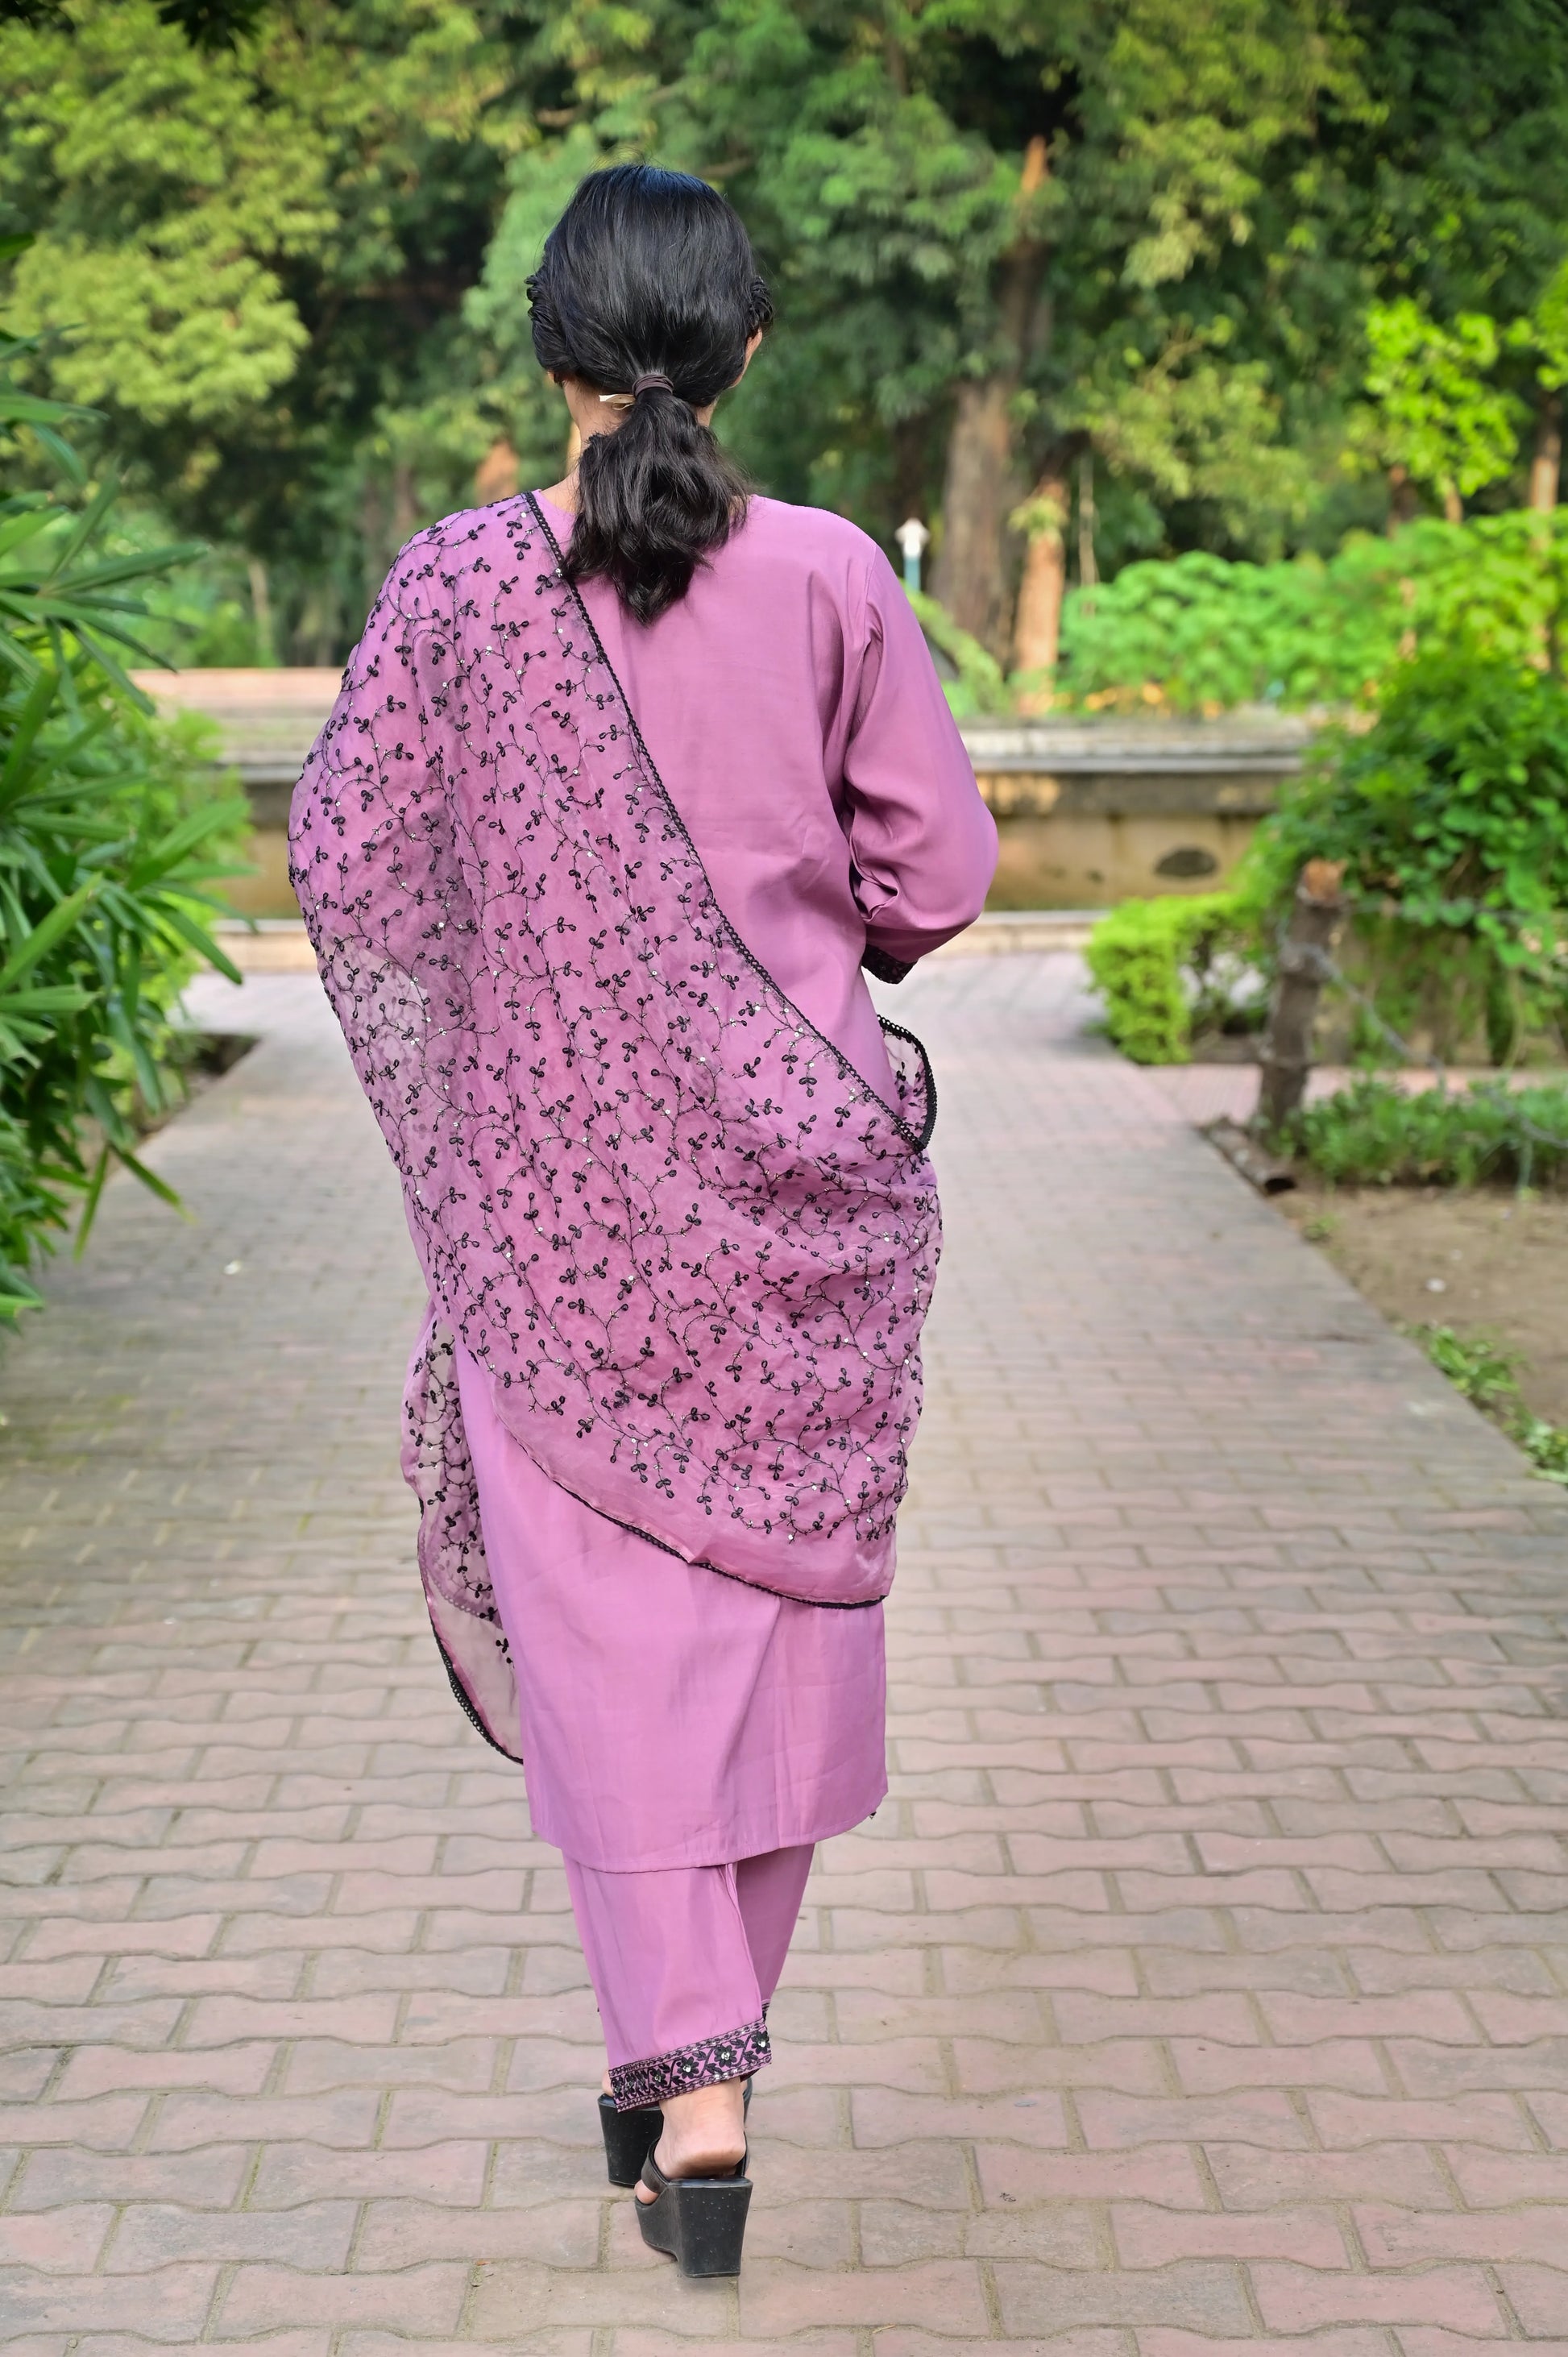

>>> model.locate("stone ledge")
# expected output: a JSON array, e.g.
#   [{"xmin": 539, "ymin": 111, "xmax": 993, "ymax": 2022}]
[
  {"xmin": 135, "ymin": 670, "xmax": 1319, "ymax": 827},
  {"xmin": 209, "ymin": 911, "xmax": 1101, "ymax": 976}
]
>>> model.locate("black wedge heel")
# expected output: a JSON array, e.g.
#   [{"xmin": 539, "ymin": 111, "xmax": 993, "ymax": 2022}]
[
  {"xmin": 635, "ymin": 2147, "xmax": 751, "ymax": 2276},
  {"xmin": 598, "ymin": 2077, "xmax": 753, "ymax": 2185},
  {"xmin": 599, "ymin": 2093, "xmax": 662, "ymax": 2187}
]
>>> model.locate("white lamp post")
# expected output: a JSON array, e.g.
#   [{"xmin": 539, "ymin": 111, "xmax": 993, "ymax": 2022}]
[{"xmin": 895, "ymin": 517, "xmax": 931, "ymax": 594}]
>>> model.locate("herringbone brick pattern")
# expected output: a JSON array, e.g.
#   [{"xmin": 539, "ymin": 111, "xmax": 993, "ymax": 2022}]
[{"xmin": 1, "ymin": 952, "xmax": 1566, "ymax": 2351}]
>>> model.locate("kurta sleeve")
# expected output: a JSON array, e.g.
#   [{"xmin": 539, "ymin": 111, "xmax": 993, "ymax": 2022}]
[{"xmin": 840, "ymin": 547, "xmax": 998, "ymax": 976}]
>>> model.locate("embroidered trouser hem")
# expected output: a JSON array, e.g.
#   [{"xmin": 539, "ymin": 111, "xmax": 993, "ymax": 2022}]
[
  {"xmin": 563, "ymin": 1844, "xmax": 813, "ymax": 2113},
  {"xmin": 609, "ymin": 2016, "xmax": 771, "ymax": 2110}
]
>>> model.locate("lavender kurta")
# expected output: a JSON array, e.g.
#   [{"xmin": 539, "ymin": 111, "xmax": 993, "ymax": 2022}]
[{"xmin": 446, "ymin": 492, "xmax": 995, "ymax": 1872}]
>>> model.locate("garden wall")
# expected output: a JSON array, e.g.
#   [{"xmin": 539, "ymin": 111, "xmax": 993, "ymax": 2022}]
[
  {"xmin": 133, "ymin": 673, "xmax": 1317, "ymax": 916},
  {"xmin": 967, "ymin": 716, "xmax": 1310, "ymax": 907}
]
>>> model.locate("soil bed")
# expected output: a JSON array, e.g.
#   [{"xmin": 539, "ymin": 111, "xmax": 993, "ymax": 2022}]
[{"xmin": 1277, "ymin": 1178, "xmax": 1568, "ymax": 1425}]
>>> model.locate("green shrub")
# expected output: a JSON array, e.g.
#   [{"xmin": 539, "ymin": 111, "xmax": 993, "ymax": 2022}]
[
  {"xmin": 1243, "ymin": 649, "xmax": 1568, "ymax": 1061},
  {"xmin": 0, "ymin": 309, "xmax": 247, "ymax": 1318},
  {"xmin": 1084, "ymin": 892, "xmax": 1261, "ymax": 1064},
  {"xmin": 1059, "ymin": 510, "xmax": 1568, "ymax": 713},
  {"xmin": 1284, "ymin": 1076, "xmax": 1568, "ymax": 1189},
  {"xmin": 1060, "ymin": 545, "xmax": 1390, "ymax": 712}
]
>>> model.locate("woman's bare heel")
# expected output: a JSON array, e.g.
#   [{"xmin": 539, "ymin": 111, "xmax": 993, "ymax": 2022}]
[{"xmin": 635, "ymin": 2147, "xmax": 751, "ymax": 2276}]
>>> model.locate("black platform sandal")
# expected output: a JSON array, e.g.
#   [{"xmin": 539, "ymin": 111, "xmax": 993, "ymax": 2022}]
[
  {"xmin": 599, "ymin": 2093, "xmax": 662, "ymax": 2188},
  {"xmin": 635, "ymin": 2146, "xmax": 751, "ymax": 2276},
  {"xmin": 598, "ymin": 2079, "xmax": 752, "ymax": 2186}
]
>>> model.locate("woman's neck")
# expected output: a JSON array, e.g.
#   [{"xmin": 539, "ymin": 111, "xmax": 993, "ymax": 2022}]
[{"xmin": 537, "ymin": 470, "xmax": 579, "ymax": 515}]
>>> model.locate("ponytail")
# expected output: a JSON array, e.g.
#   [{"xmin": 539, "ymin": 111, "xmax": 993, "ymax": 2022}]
[{"xmin": 527, "ymin": 164, "xmax": 773, "ymax": 625}]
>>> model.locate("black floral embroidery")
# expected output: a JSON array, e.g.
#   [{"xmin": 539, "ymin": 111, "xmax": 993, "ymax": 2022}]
[
  {"xmin": 402, "ymin": 1319, "xmax": 498, "ymax": 1627},
  {"xmin": 290, "ymin": 492, "xmax": 940, "ymax": 1616},
  {"xmin": 611, "ymin": 2016, "xmax": 771, "ymax": 2111}
]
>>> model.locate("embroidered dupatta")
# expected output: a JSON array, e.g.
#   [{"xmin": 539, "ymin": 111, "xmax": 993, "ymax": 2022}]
[{"xmin": 289, "ymin": 495, "xmax": 940, "ymax": 1756}]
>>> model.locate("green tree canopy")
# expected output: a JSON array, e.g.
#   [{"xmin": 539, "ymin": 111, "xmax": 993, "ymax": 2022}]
[
  {"xmin": 6, "ymin": 0, "xmax": 1568, "ymax": 672},
  {"xmin": 0, "ymin": 0, "xmax": 525, "ymax": 653}
]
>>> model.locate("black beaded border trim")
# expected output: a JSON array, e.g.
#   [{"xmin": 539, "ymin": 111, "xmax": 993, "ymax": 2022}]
[
  {"xmin": 523, "ymin": 492, "xmax": 936, "ymax": 1154},
  {"xmin": 609, "ymin": 2016, "xmax": 770, "ymax": 2112}
]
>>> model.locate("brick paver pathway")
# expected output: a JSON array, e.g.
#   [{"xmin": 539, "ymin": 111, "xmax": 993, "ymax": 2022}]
[{"xmin": 2, "ymin": 952, "xmax": 1567, "ymax": 2355}]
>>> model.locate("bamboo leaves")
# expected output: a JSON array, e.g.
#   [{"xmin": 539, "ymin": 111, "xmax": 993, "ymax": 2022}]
[{"xmin": 0, "ymin": 322, "xmax": 247, "ymax": 1317}]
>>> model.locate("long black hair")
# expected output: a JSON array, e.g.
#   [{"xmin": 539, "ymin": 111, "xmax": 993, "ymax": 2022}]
[{"xmin": 526, "ymin": 164, "xmax": 773, "ymax": 624}]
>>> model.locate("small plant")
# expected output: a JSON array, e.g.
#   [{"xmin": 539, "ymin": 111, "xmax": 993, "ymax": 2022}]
[
  {"xmin": 1284, "ymin": 1077, "xmax": 1568, "ymax": 1189},
  {"xmin": 1409, "ymin": 1323, "xmax": 1520, "ymax": 1412},
  {"xmin": 1407, "ymin": 1323, "xmax": 1568, "ymax": 1488},
  {"xmin": 1085, "ymin": 892, "xmax": 1263, "ymax": 1064},
  {"xmin": 1516, "ymin": 1414, "xmax": 1568, "ymax": 1483}
]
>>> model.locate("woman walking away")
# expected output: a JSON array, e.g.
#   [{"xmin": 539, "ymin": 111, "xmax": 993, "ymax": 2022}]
[{"xmin": 290, "ymin": 162, "xmax": 997, "ymax": 2278}]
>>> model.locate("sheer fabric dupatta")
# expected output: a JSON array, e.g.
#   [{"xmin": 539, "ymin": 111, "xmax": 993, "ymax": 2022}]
[{"xmin": 289, "ymin": 494, "xmax": 940, "ymax": 1754}]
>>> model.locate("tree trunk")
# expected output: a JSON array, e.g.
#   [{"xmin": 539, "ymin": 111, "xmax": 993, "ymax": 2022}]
[
  {"xmin": 1255, "ymin": 861, "xmax": 1347, "ymax": 1135},
  {"xmin": 1530, "ymin": 392, "xmax": 1562, "ymax": 512},
  {"xmin": 245, "ymin": 558, "xmax": 275, "ymax": 666},
  {"xmin": 298, "ymin": 579, "xmax": 341, "ymax": 669},
  {"xmin": 890, "ymin": 414, "xmax": 931, "ymax": 544},
  {"xmin": 475, "ymin": 437, "xmax": 519, "ymax": 504},
  {"xmin": 1011, "ymin": 458, "xmax": 1069, "ymax": 712},
  {"xmin": 929, "ymin": 136, "xmax": 1049, "ymax": 656},
  {"xmin": 1076, "ymin": 447, "xmax": 1098, "ymax": 592},
  {"xmin": 1387, "ymin": 463, "xmax": 1418, "ymax": 533},
  {"xmin": 392, "ymin": 459, "xmax": 417, "ymax": 544},
  {"xmin": 1441, "ymin": 479, "xmax": 1463, "ymax": 525},
  {"xmin": 1387, "ymin": 463, "xmax": 1420, "ymax": 657},
  {"xmin": 361, "ymin": 474, "xmax": 386, "ymax": 608},
  {"xmin": 931, "ymin": 376, "xmax": 1027, "ymax": 649}
]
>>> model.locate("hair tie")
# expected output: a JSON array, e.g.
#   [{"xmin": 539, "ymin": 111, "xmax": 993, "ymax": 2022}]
[{"xmin": 633, "ymin": 372, "xmax": 675, "ymax": 397}]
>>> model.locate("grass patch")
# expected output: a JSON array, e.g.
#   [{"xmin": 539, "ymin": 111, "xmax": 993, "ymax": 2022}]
[{"xmin": 1406, "ymin": 1322, "xmax": 1568, "ymax": 1487}]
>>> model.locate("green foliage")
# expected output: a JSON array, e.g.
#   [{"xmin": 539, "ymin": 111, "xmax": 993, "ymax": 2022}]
[
  {"xmin": 1344, "ymin": 259, "xmax": 1568, "ymax": 519},
  {"xmin": 904, "ymin": 591, "xmax": 1011, "ymax": 720},
  {"xmin": 137, "ymin": 550, "xmax": 270, "ymax": 668},
  {"xmin": 9, "ymin": 0, "xmax": 268, "ymax": 39},
  {"xmin": 1061, "ymin": 545, "xmax": 1386, "ymax": 711},
  {"xmin": 0, "ymin": 0, "xmax": 523, "ymax": 658},
  {"xmin": 6, "ymin": 0, "xmax": 1377, "ymax": 655},
  {"xmin": 1517, "ymin": 1411, "xmax": 1568, "ymax": 1483},
  {"xmin": 1406, "ymin": 1323, "xmax": 1568, "ymax": 1488},
  {"xmin": 1060, "ymin": 510, "xmax": 1568, "ymax": 711},
  {"xmin": 1069, "ymin": 338, "xmax": 1315, "ymax": 558},
  {"xmin": 1250, "ymin": 649, "xmax": 1568, "ymax": 1053},
  {"xmin": 1354, "ymin": 301, "xmax": 1522, "ymax": 504},
  {"xmin": 653, "ymin": 0, "xmax": 1362, "ymax": 570},
  {"xmin": 1284, "ymin": 1077, "xmax": 1568, "ymax": 1189},
  {"xmin": 462, "ymin": 124, "xmax": 608, "ymax": 495},
  {"xmin": 0, "ymin": 324, "xmax": 247, "ymax": 1318},
  {"xmin": 9, "ymin": 0, "xmax": 1568, "ymax": 666},
  {"xmin": 1, "ymin": 6, "xmax": 327, "ymax": 429},
  {"xmin": 1084, "ymin": 891, "xmax": 1259, "ymax": 1064},
  {"xmin": 1412, "ymin": 1323, "xmax": 1521, "ymax": 1413}
]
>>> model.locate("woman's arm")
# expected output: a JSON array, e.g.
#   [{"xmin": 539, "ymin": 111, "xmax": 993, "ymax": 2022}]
[{"xmin": 841, "ymin": 548, "xmax": 999, "ymax": 977}]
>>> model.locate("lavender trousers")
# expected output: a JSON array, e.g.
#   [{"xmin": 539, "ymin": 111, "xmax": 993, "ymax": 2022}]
[
  {"xmin": 452, "ymin": 1341, "xmax": 876, "ymax": 2110},
  {"xmin": 567, "ymin": 1843, "xmax": 815, "ymax": 2110}
]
